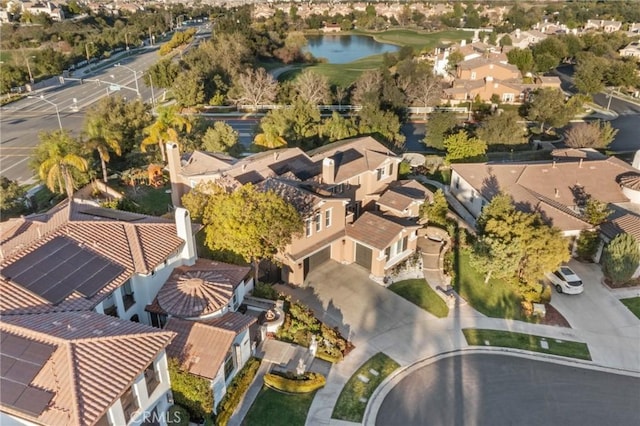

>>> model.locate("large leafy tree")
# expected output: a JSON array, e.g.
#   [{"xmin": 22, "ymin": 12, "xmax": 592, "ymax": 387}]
[
  {"xmin": 602, "ymin": 233, "xmax": 640, "ymax": 285},
  {"xmin": 420, "ymin": 189, "xmax": 448, "ymax": 227},
  {"xmin": 186, "ymin": 183, "xmax": 303, "ymax": 279},
  {"xmin": 254, "ymin": 100, "xmax": 321, "ymax": 150},
  {"xmin": 201, "ymin": 121, "xmax": 242, "ymax": 156},
  {"xmin": 423, "ymin": 111, "xmax": 458, "ymax": 150},
  {"xmin": 443, "ymin": 130, "xmax": 487, "ymax": 164},
  {"xmin": 526, "ymin": 88, "xmax": 579, "ymax": 133},
  {"xmin": 357, "ymin": 105, "xmax": 405, "ymax": 150},
  {"xmin": 83, "ymin": 115, "xmax": 121, "ymax": 183},
  {"xmin": 0, "ymin": 177, "xmax": 26, "ymax": 217},
  {"xmin": 471, "ymin": 194, "xmax": 570, "ymax": 297},
  {"xmin": 172, "ymin": 69, "xmax": 206, "ymax": 108},
  {"xmin": 319, "ymin": 112, "xmax": 358, "ymax": 142},
  {"xmin": 31, "ymin": 130, "xmax": 88, "ymax": 199},
  {"xmin": 142, "ymin": 105, "xmax": 192, "ymax": 162},
  {"xmin": 476, "ymin": 111, "xmax": 526, "ymax": 146},
  {"xmin": 506, "ymin": 48, "xmax": 534, "ymax": 73}
]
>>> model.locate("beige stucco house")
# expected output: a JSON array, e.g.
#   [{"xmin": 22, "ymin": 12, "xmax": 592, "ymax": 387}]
[{"xmin": 167, "ymin": 137, "xmax": 428, "ymax": 285}]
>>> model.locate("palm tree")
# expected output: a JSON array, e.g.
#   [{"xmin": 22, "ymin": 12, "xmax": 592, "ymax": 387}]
[
  {"xmin": 83, "ymin": 115, "xmax": 121, "ymax": 183},
  {"xmin": 34, "ymin": 130, "xmax": 88, "ymax": 200},
  {"xmin": 141, "ymin": 105, "xmax": 192, "ymax": 162}
]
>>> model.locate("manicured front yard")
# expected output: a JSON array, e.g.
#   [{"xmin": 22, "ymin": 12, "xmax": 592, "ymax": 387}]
[
  {"xmin": 242, "ymin": 387, "xmax": 316, "ymax": 426},
  {"xmin": 620, "ymin": 297, "xmax": 640, "ymax": 319},
  {"xmin": 463, "ymin": 329, "xmax": 592, "ymax": 360},
  {"xmin": 389, "ymin": 279, "xmax": 449, "ymax": 318},
  {"xmin": 454, "ymin": 249, "xmax": 526, "ymax": 321},
  {"xmin": 332, "ymin": 352, "xmax": 400, "ymax": 423}
]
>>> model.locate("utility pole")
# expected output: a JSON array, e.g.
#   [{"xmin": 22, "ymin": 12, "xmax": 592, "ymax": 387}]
[{"xmin": 148, "ymin": 27, "xmax": 153, "ymax": 45}]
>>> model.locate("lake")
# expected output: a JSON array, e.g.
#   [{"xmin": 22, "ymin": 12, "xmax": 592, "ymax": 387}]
[{"xmin": 304, "ymin": 35, "xmax": 399, "ymax": 64}]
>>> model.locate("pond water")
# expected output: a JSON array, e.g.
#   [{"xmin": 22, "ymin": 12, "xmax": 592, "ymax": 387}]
[{"xmin": 304, "ymin": 35, "xmax": 400, "ymax": 64}]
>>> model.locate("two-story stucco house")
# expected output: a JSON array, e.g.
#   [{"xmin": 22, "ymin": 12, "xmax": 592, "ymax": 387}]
[{"xmin": 167, "ymin": 136, "xmax": 428, "ymax": 285}]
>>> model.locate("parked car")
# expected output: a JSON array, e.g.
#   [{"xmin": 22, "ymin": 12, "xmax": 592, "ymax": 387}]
[{"xmin": 546, "ymin": 266, "xmax": 584, "ymax": 295}]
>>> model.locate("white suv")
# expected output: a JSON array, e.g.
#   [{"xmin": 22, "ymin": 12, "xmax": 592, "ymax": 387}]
[{"xmin": 546, "ymin": 266, "xmax": 584, "ymax": 295}]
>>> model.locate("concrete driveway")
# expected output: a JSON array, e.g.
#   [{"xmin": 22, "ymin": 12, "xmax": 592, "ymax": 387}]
[
  {"xmin": 275, "ymin": 260, "xmax": 467, "ymax": 365},
  {"xmin": 550, "ymin": 260, "xmax": 640, "ymax": 371}
]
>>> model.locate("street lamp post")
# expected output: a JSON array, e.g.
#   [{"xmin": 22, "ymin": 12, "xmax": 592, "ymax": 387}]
[
  {"xmin": 29, "ymin": 95, "xmax": 62, "ymax": 130},
  {"xmin": 25, "ymin": 55, "xmax": 35, "ymax": 84},
  {"xmin": 114, "ymin": 63, "xmax": 140, "ymax": 97},
  {"xmin": 148, "ymin": 72, "xmax": 156, "ymax": 107},
  {"xmin": 125, "ymin": 32, "xmax": 131, "ymax": 51}
]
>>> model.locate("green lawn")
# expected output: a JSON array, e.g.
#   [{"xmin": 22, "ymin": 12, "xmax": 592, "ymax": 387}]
[
  {"xmin": 620, "ymin": 297, "xmax": 640, "ymax": 319},
  {"xmin": 279, "ymin": 54, "xmax": 386, "ymax": 87},
  {"xmin": 332, "ymin": 352, "xmax": 400, "ymax": 422},
  {"xmin": 389, "ymin": 279, "xmax": 449, "ymax": 318},
  {"xmin": 242, "ymin": 387, "xmax": 316, "ymax": 426},
  {"xmin": 122, "ymin": 184, "xmax": 172, "ymax": 216},
  {"xmin": 463, "ymin": 329, "xmax": 592, "ymax": 360},
  {"xmin": 454, "ymin": 249, "xmax": 526, "ymax": 320},
  {"xmin": 353, "ymin": 29, "xmax": 469, "ymax": 51}
]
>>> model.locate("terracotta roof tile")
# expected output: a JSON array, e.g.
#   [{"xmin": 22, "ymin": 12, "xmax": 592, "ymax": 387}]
[
  {"xmin": 156, "ymin": 259, "xmax": 251, "ymax": 318},
  {"xmin": 0, "ymin": 203, "xmax": 186, "ymax": 315},
  {"xmin": 0, "ymin": 312, "xmax": 174, "ymax": 426},
  {"xmin": 601, "ymin": 212, "xmax": 640, "ymax": 241},
  {"xmin": 164, "ymin": 318, "xmax": 235, "ymax": 380},
  {"xmin": 200, "ymin": 311, "xmax": 257, "ymax": 334},
  {"xmin": 347, "ymin": 212, "xmax": 420, "ymax": 250}
]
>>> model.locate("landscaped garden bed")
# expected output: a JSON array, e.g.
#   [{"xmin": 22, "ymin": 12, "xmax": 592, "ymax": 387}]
[
  {"xmin": 620, "ymin": 297, "xmax": 640, "ymax": 319},
  {"xmin": 215, "ymin": 358, "xmax": 261, "ymax": 426},
  {"xmin": 331, "ymin": 352, "xmax": 400, "ymax": 423},
  {"xmin": 263, "ymin": 371, "xmax": 326, "ymax": 393},
  {"xmin": 463, "ymin": 329, "xmax": 591, "ymax": 360},
  {"xmin": 275, "ymin": 298, "xmax": 353, "ymax": 363}
]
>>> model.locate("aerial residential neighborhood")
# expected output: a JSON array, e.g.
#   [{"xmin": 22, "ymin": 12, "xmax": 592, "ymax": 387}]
[{"xmin": 1, "ymin": 1, "xmax": 640, "ymax": 426}]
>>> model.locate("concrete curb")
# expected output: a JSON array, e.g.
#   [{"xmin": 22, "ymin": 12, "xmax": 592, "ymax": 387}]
[{"xmin": 363, "ymin": 347, "xmax": 640, "ymax": 424}]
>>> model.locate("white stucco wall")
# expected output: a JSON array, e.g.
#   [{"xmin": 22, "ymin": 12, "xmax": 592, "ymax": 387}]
[{"xmin": 450, "ymin": 170, "xmax": 486, "ymax": 218}]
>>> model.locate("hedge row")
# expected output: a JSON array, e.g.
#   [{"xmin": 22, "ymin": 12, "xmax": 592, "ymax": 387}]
[
  {"xmin": 263, "ymin": 372, "xmax": 326, "ymax": 393},
  {"xmin": 315, "ymin": 351, "xmax": 342, "ymax": 364},
  {"xmin": 215, "ymin": 357, "xmax": 261, "ymax": 426}
]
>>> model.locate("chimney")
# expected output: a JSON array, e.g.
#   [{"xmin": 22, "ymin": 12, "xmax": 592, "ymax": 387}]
[
  {"xmin": 515, "ymin": 29, "xmax": 521, "ymax": 38},
  {"xmin": 579, "ymin": 158, "xmax": 583, "ymax": 168},
  {"xmin": 552, "ymin": 160, "xmax": 556, "ymax": 168},
  {"xmin": 554, "ymin": 188, "xmax": 560, "ymax": 198},
  {"xmin": 460, "ymin": 39, "xmax": 466, "ymax": 47},
  {"xmin": 166, "ymin": 142, "xmax": 183, "ymax": 207},
  {"xmin": 322, "ymin": 158, "xmax": 335, "ymax": 184},
  {"xmin": 273, "ymin": 152, "xmax": 279, "ymax": 161},
  {"xmin": 175, "ymin": 207, "xmax": 196, "ymax": 265}
]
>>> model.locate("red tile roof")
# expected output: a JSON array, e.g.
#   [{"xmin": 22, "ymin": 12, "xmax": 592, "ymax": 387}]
[
  {"xmin": 0, "ymin": 202, "xmax": 185, "ymax": 315},
  {"xmin": 164, "ymin": 318, "xmax": 236, "ymax": 380},
  {"xmin": 0, "ymin": 312, "xmax": 174, "ymax": 426},
  {"xmin": 377, "ymin": 180, "xmax": 430, "ymax": 212},
  {"xmin": 156, "ymin": 259, "xmax": 251, "ymax": 318}
]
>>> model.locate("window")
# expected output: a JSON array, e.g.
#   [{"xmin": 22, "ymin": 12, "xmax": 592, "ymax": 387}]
[
  {"xmin": 388, "ymin": 163, "xmax": 394, "ymax": 177},
  {"xmin": 144, "ymin": 362, "xmax": 160, "ymax": 397},
  {"xmin": 470, "ymin": 191, "xmax": 476, "ymax": 203},
  {"xmin": 470, "ymin": 71, "xmax": 476, "ymax": 80},
  {"xmin": 150, "ymin": 313, "xmax": 167, "ymax": 329},
  {"xmin": 331, "ymin": 183, "xmax": 344, "ymax": 194},
  {"xmin": 454, "ymin": 177, "xmax": 460, "ymax": 189},
  {"xmin": 325, "ymin": 209, "xmax": 332, "ymax": 228},
  {"xmin": 502, "ymin": 93, "xmax": 514, "ymax": 102},
  {"xmin": 224, "ymin": 351, "xmax": 235, "ymax": 381},
  {"xmin": 305, "ymin": 218, "xmax": 312, "ymax": 237},
  {"xmin": 122, "ymin": 281, "xmax": 135, "ymax": 311},
  {"xmin": 315, "ymin": 212, "xmax": 321, "ymax": 233},
  {"xmin": 376, "ymin": 167, "xmax": 385, "ymax": 181},
  {"xmin": 120, "ymin": 386, "xmax": 139, "ymax": 422},
  {"xmin": 103, "ymin": 293, "xmax": 118, "ymax": 318}
]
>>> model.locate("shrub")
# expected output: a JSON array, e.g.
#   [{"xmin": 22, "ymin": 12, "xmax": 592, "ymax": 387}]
[
  {"xmin": 167, "ymin": 405, "xmax": 190, "ymax": 426},
  {"xmin": 602, "ymin": 233, "xmax": 640, "ymax": 285},
  {"xmin": 264, "ymin": 372, "xmax": 326, "ymax": 393},
  {"xmin": 398, "ymin": 160, "xmax": 412, "ymax": 179},
  {"xmin": 315, "ymin": 351, "xmax": 343, "ymax": 363},
  {"xmin": 576, "ymin": 230, "xmax": 599, "ymax": 261},
  {"xmin": 252, "ymin": 282, "xmax": 279, "ymax": 300},
  {"xmin": 215, "ymin": 358, "xmax": 261, "ymax": 426},
  {"xmin": 168, "ymin": 358, "xmax": 213, "ymax": 421}
]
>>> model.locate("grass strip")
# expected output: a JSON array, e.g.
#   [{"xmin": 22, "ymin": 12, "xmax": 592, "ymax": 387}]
[
  {"xmin": 463, "ymin": 328, "xmax": 591, "ymax": 360},
  {"xmin": 332, "ymin": 352, "xmax": 400, "ymax": 422},
  {"xmin": 389, "ymin": 279, "xmax": 449, "ymax": 318}
]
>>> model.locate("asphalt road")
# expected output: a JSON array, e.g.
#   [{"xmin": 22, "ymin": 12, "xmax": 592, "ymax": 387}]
[{"xmin": 376, "ymin": 353, "xmax": 640, "ymax": 426}]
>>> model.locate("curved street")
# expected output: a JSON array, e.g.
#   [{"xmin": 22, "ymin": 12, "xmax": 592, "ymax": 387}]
[{"xmin": 375, "ymin": 353, "xmax": 640, "ymax": 426}]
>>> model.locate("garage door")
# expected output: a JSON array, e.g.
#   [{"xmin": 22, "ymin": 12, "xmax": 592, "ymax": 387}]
[
  {"xmin": 355, "ymin": 243, "xmax": 372, "ymax": 270},
  {"xmin": 303, "ymin": 246, "xmax": 331, "ymax": 279}
]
